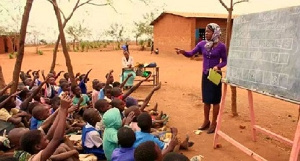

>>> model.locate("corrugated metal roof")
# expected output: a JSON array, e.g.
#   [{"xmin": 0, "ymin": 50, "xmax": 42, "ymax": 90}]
[{"xmin": 150, "ymin": 11, "xmax": 237, "ymax": 25}]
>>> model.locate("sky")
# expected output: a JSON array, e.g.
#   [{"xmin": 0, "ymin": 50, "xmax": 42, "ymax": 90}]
[{"xmin": 1, "ymin": 0, "xmax": 300, "ymax": 43}]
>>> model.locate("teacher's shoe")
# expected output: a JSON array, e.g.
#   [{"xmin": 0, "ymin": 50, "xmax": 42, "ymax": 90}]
[
  {"xmin": 207, "ymin": 123, "xmax": 216, "ymax": 134},
  {"xmin": 198, "ymin": 121, "xmax": 210, "ymax": 130}
]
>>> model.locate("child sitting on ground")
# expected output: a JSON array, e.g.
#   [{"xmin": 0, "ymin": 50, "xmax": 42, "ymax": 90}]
[
  {"xmin": 91, "ymin": 79, "xmax": 102, "ymax": 108},
  {"xmin": 0, "ymin": 93, "xmax": 28, "ymax": 128},
  {"xmin": 30, "ymin": 104, "xmax": 50, "ymax": 130},
  {"xmin": 71, "ymin": 85, "xmax": 90, "ymax": 114},
  {"xmin": 82, "ymin": 108, "xmax": 105, "ymax": 160},
  {"xmin": 79, "ymin": 69, "xmax": 92, "ymax": 95},
  {"xmin": 58, "ymin": 82, "xmax": 71, "ymax": 98},
  {"xmin": 110, "ymin": 74, "xmax": 151, "ymax": 106},
  {"xmin": 102, "ymin": 108, "xmax": 135, "ymax": 161},
  {"xmin": 111, "ymin": 127, "xmax": 136, "ymax": 161},
  {"xmin": 20, "ymin": 96, "xmax": 77, "ymax": 161},
  {"xmin": 7, "ymin": 128, "xmax": 31, "ymax": 161},
  {"xmin": 134, "ymin": 141, "xmax": 164, "ymax": 161}
]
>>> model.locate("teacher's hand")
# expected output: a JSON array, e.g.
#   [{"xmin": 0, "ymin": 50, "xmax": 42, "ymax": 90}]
[
  {"xmin": 174, "ymin": 48, "xmax": 185, "ymax": 55},
  {"xmin": 213, "ymin": 66, "xmax": 219, "ymax": 71}
]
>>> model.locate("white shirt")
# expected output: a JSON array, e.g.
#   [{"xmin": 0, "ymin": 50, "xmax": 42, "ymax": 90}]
[
  {"xmin": 84, "ymin": 123, "xmax": 103, "ymax": 148},
  {"xmin": 122, "ymin": 56, "xmax": 134, "ymax": 68}
]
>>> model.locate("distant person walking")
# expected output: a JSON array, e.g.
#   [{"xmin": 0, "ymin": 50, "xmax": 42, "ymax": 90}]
[{"xmin": 176, "ymin": 23, "xmax": 227, "ymax": 134}]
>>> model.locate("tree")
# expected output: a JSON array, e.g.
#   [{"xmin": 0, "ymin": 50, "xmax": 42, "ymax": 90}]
[
  {"xmin": 48, "ymin": 0, "xmax": 150, "ymax": 72},
  {"xmin": 48, "ymin": 0, "xmax": 113, "ymax": 73},
  {"xmin": 10, "ymin": 0, "xmax": 34, "ymax": 94},
  {"xmin": 133, "ymin": 22, "xmax": 144, "ymax": 45},
  {"xmin": 0, "ymin": 66, "xmax": 6, "ymax": 89},
  {"xmin": 133, "ymin": 12, "xmax": 156, "ymax": 45},
  {"xmin": 51, "ymin": 0, "xmax": 77, "ymax": 86},
  {"xmin": 66, "ymin": 23, "xmax": 91, "ymax": 51},
  {"xmin": 105, "ymin": 23, "xmax": 125, "ymax": 49},
  {"xmin": 219, "ymin": 0, "xmax": 249, "ymax": 116}
]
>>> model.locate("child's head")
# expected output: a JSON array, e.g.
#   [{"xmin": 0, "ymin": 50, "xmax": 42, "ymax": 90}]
[
  {"xmin": 7, "ymin": 128, "xmax": 30, "ymax": 149},
  {"xmin": 18, "ymin": 88, "xmax": 30, "ymax": 100},
  {"xmin": 32, "ymin": 104, "xmax": 50, "ymax": 120},
  {"xmin": 125, "ymin": 106, "xmax": 141, "ymax": 122},
  {"xmin": 47, "ymin": 77, "xmax": 56, "ymax": 85},
  {"xmin": 105, "ymin": 73, "xmax": 114, "ymax": 84},
  {"xmin": 162, "ymin": 152, "xmax": 189, "ymax": 161},
  {"xmin": 50, "ymin": 96, "xmax": 60, "ymax": 111},
  {"xmin": 24, "ymin": 78, "xmax": 33, "ymax": 86},
  {"xmin": 28, "ymin": 102, "xmax": 40, "ymax": 115},
  {"xmin": 117, "ymin": 127, "xmax": 135, "ymax": 148},
  {"xmin": 0, "ymin": 95, "xmax": 15, "ymax": 109},
  {"xmin": 134, "ymin": 141, "xmax": 162, "ymax": 161},
  {"xmin": 79, "ymin": 74, "xmax": 89, "ymax": 83},
  {"xmin": 63, "ymin": 73, "xmax": 69, "ymax": 80},
  {"xmin": 104, "ymin": 86, "xmax": 113, "ymax": 98},
  {"xmin": 94, "ymin": 99, "xmax": 111, "ymax": 114},
  {"xmin": 83, "ymin": 108, "xmax": 101, "ymax": 127},
  {"xmin": 32, "ymin": 71, "xmax": 39, "ymax": 78},
  {"xmin": 112, "ymin": 82, "xmax": 121, "ymax": 88},
  {"xmin": 60, "ymin": 82, "xmax": 70, "ymax": 92},
  {"xmin": 71, "ymin": 85, "xmax": 81, "ymax": 97},
  {"xmin": 20, "ymin": 130, "xmax": 49, "ymax": 154},
  {"xmin": 59, "ymin": 78, "xmax": 67, "ymax": 85},
  {"xmin": 111, "ymin": 98, "xmax": 126, "ymax": 112},
  {"xmin": 137, "ymin": 112, "xmax": 152, "ymax": 132},
  {"xmin": 111, "ymin": 87, "xmax": 122, "ymax": 97},
  {"xmin": 92, "ymin": 79, "xmax": 102, "ymax": 91}
]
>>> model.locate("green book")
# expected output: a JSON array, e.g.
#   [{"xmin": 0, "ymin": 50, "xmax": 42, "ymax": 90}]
[{"xmin": 208, "ymin": 68, "xmax": 222, "ymax": 85}]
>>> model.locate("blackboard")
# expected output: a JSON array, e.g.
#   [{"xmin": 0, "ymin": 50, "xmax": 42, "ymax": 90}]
[{"xmin": 226, "ymin": 5, "xmax": 300, "ymax": 103}]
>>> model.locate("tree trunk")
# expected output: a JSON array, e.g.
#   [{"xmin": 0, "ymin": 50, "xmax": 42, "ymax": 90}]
[
  {"xmin": 0, "ymin": 66, "xmax": 6, "ymax": 89},
  {"xmin": 52, "ymin": 0, "xmax": 76, "ymax": 86},
  {"xmin": 50, "ymin": 35, "xmax": 60, "ymax": 73},
  {"xmin": 10, "ymin": 0, "xmax": 34, "ymax": 94},
  {"xmin": 135, "ymin": 37, "xmax": 138, "ymax": 45},
  {"xmin": 225, "ymin": 2, "xmax": 238, "ymax": 117},
  {"xmin": 73, "ymin": 39, "xmax": 75, "ymax": 51},
  {"xmin": 49, "ymin": 0, "xmax": 80, "ymax": 73}
]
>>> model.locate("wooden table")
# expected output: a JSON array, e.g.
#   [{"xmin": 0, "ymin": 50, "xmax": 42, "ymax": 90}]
[{"xmin": 122, "ymin": 66, "xmax": 159, "ymax": 86}]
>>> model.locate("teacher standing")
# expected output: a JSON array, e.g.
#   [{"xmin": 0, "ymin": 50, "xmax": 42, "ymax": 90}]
[{"xmin": 176, "ymin": 23, "xmax": 227, "ymax": 134}]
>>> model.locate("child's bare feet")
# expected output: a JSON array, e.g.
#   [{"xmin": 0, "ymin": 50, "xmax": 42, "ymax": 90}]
[{"xmin": 180, "ymin": 135, "xmax": 194, "ymax": 150}]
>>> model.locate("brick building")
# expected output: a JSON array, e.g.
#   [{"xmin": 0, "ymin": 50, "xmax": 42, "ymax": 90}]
[
  {"xmin": 150, "ymin": 11, "xmax": 234, "ymax": 55},
  {"xmin": 0, "ymin": 34, "xmax": 19, "ymax": 54}
]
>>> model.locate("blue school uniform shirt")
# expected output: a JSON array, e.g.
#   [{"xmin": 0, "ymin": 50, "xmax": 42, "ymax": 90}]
[
  {"xmin": 57, "ymin": 87, "xmax": 63, "ymax": 95},
  {"xmin": 82, "ymin": 125, "xmax": 105, "ymax": 160},
  {"xmin": 30, "ymin": 117, "xmax": 43, "ymax": 130},
  {"xmin": 133, "ymin": 131, "xmax": 164, "ymax": 149},
  {"xmin": 111, "ymin": 147, "xmax": 135, "ymax": 161},
  {"xmin": 79, "ymin": 80, "xmax": 87, "ymax": 94},
  {"xmin": 98, "ymin": 88, "xmax": 105, "ymax": 99}
]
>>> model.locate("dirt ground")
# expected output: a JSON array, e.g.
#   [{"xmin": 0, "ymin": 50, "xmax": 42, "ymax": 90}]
[{"xmin": 0, "ymin": 46, "xmax": 299, "ymax": 161}]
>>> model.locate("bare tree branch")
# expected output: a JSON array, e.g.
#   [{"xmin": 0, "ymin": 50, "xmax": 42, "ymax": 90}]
[
  {"xmin": 86, "ymin": 2, "xmax": 110, "ymax": 6},
  {"xmin": 233, "ymin": 0, "xmax": 249, "ymax": 6},
  {"xmin": 219, "ymin": 0, "xmax": 229, "ymax": 11}
]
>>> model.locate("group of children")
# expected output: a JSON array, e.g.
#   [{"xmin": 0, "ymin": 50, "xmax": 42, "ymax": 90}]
[{"xmin": 0, "ymin": 68, "xmax": 194, "ymax": 161}]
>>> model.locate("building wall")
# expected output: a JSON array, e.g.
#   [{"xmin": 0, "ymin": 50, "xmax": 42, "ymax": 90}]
[
  {"xmin": 153, "ymin": 14, "xmax": 194, "ymax": 55},
  {"xmin": 0, "ymin": 35, "xmax": 19, "ymax": 54},
  {"xmin": 0, "ymin": 37, "xmax": 5, "ymax": 54}
]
